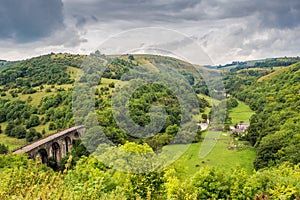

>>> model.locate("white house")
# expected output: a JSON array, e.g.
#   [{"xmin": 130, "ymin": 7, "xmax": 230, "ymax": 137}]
[
  {"xmin": 236, "ymin": 122, "xmax": 250, "ymax": 131},
  {"xmin": 197, "ymin": 119, "xmax": 210, "ymax": 131}
]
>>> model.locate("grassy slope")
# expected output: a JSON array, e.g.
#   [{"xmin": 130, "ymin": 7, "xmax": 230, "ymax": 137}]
[
  {"xmin": 0, "ymin": 84, "xmax": 74, "ymax": 151},
  {"xmin": 4, "ymin": 84, "xmax": 73, "ymax": 105},
  {"xmin": 229, "ymin": 100, "xmax": 255, "ymax": 125},
  {"xmin": 257, "ymin": 64, "xmax": 297, "ymax": 82},
  {"xmin": 0, "ymin": 134, "xmax": 26, "ymax": 150}
]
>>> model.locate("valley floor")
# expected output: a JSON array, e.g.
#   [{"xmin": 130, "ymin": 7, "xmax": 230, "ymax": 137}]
[
  {"xmin": 164, "ymin": 132, "xmax": 256, "ymax": 177},
  {"xmin": 164, "ymin": 100, "xmax": 256, "ymax": 177}
]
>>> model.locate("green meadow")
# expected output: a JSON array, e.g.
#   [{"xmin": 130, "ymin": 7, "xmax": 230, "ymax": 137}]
[
  {"xmin": 229, "ymin": 100, "xmax": 255, "ymax": 124},
  {"xmin": 164, "ymin": 132, "xmax": 256, "ymax": 177}
]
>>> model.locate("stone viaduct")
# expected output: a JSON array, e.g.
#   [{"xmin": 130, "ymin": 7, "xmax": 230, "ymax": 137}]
[{"xmin": 14, "ymin": 126, "xmax": 86, "ymax": 165}]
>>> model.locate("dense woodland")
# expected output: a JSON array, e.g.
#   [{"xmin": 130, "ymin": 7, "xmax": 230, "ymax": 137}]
[{"xmin": 0, "ymin": 53, "xmax": 299, "ymax": 199}]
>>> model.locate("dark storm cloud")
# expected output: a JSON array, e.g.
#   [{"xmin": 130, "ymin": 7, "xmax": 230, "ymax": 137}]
[
  {"xmin": 64, "ymin": 0, "xmax": 300, "ymax": 29},
  {"xmin": 0, "ymin": 0, "xmax": 64, "ymax": 42},
  {"xmin": 64, "ymin": 0, "xmax": 201, "ymax": 24}
]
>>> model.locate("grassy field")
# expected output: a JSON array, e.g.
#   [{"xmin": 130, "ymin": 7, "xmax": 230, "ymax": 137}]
[
  {"xmin": 257, "ymin": 65, "xmax": 295, "ymax": 82},
  {"xmin": 229, "ymin": 100, "xmax": 254, "ymax": 124},
  {"xmin": 196, "ymin": 94, "xmax": 220, "ymax": 121},
  {"xmin": 135, "ymin": 57, "xmax": 160, "ymax": 72},
  {"xmin": 0, "ymin": 133, "xmax": 26, "ymax": 151},
  {"xmin": 66, "ymin": 66, "xmax": 80, "ymax": 79},
  {"xmin": 0, "ymin": 121, "xmax": 25, "ymax": 151},
  {"xmin": 3, "ymin": 84, "xmax": 74, "ymax": 106},
  {"xmin": 164, "ymin": 132, "xmax": 256, "ymax": 177},
  {"xmin": 197, "ymin": 93, "xmax": 220, "ymax": 106}
]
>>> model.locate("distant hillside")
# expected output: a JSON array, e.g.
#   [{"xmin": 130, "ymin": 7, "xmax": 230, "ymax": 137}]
[
  {"xmin": 0, "ymin": 60, "xmax": 17, "ymax": 72},
  {"xmin": 217, "ymin": 57, "xmax": 300, "ymax": 71}
]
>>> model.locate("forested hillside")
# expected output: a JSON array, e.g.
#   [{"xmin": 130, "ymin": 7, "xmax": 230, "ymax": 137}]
[
  {"xmin": 0, "ymin": 54, "xmax": 84, "ymax": 147},
  {"xmin": 225, "ymin": 61, "xmax": 300, "ymax": 170},
  {"xmin": 0, "ymin": 53, "xmax": 210, "ymax": 151}
]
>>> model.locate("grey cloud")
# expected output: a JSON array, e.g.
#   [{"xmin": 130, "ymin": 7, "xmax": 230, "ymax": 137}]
[
  {"xmin": 64, "ymin": 0, "xmax": 300, "ymax": 30},
  {"xmin": 74, "ymin": 15, "xmax": 87, "ymax": 28},
  {"xmin": 197, "ymin": 0, "xmax": 300, "ymax": 29},
  {"xmin": 257, "ymin": 0, "xmax": 300, "ymax": 29},
  {"xmin": 0, "ymin": 0, "xmax": 64, "ymax": 42},
  {"xmin": 45, "ymin": 27, "xmax": 88, "ymax": 48},
  {"xmin": 196, "ymin": 16, "xmax": 300, "ymax": 64},
  {"xmin": 64, "ymin": 0, "xmax": 201, "ymax": 24},
  {"xmin": 91, "ymin": 16, "xmax": 99, "ymax": 22},
  {"xmin": 73, "ymin": 15, "xmax": 101, "ymax": 28}
]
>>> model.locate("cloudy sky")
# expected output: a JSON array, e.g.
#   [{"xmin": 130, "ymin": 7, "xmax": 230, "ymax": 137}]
[{"xmin": 0, "ymin": 0, "xmax": 300, "ymax": 64}]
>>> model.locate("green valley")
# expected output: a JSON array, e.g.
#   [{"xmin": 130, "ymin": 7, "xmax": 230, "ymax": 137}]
[{"xmin": 0, "ymin": 53, "xmax": 299, "ymax": 199}]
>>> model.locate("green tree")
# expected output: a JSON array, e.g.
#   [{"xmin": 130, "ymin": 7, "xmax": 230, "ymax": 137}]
[
  {"xmin": 26, "ymin": 128, "xmax": 42, "ymax": 142},
  {"xmin": 25, "ymin": 115, "xmax": 40, "ymax": 129},
  {"xmin": 5, "ymin": 121, "xmax": 15, "ymax": 136},
  {"xmin": 11, "ymin": 125, "xmax": 27, "ymax": 139},
  {"xmin": 192, "ymin": 167, "xmax": 231, "ymax": 199},
  {"xmin": 128, "ymin": 55, "xmax": 134, "ymax": 60}
]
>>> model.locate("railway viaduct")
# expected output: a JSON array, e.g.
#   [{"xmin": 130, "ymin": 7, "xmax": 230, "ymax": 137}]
[{"xmin": 14, "ymin": 126, "xmax": 86, "ymax": 165}]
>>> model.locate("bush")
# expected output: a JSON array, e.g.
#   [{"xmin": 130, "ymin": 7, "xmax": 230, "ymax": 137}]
[
  {"xmin": 108, "ymin": 82, "xmax": 115, "ymax": 88},
  {"xmin": 49, "ymin": 122, "xmax": 56, "ymax": 131},
  {"xmin": 22, "ymin": 87, "xmax": 37, "ymax": 94},
  {"xmin": 0, "ymin": 144, "xmax": 9, "ymax": 154},
  {"xmin": 5, "ymin": 121, "xmax": 15, "ymax": 136}
]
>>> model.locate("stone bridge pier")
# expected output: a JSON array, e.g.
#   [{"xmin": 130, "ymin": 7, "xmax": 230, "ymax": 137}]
[{"xmin": 14, "ymin": 126, "xmax": 85, "ymax": 165}]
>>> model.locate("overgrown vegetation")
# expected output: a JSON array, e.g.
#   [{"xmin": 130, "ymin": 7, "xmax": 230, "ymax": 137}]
[{"xmin": 0, "ymin": 147, "xmax": 299, "ymax": 199}]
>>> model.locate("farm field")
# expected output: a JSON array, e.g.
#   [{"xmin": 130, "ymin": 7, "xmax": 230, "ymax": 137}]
[
  {"xmin": 164, "ymin": 132, "xmax": 256, "ymax": 177},
  {"xmin": 229, "ymin": 100, "xmax": 254, "ymax": 125},
  {"xmin": 164, "ymin": 101, "xmax": 256, "ymax": 177}
]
